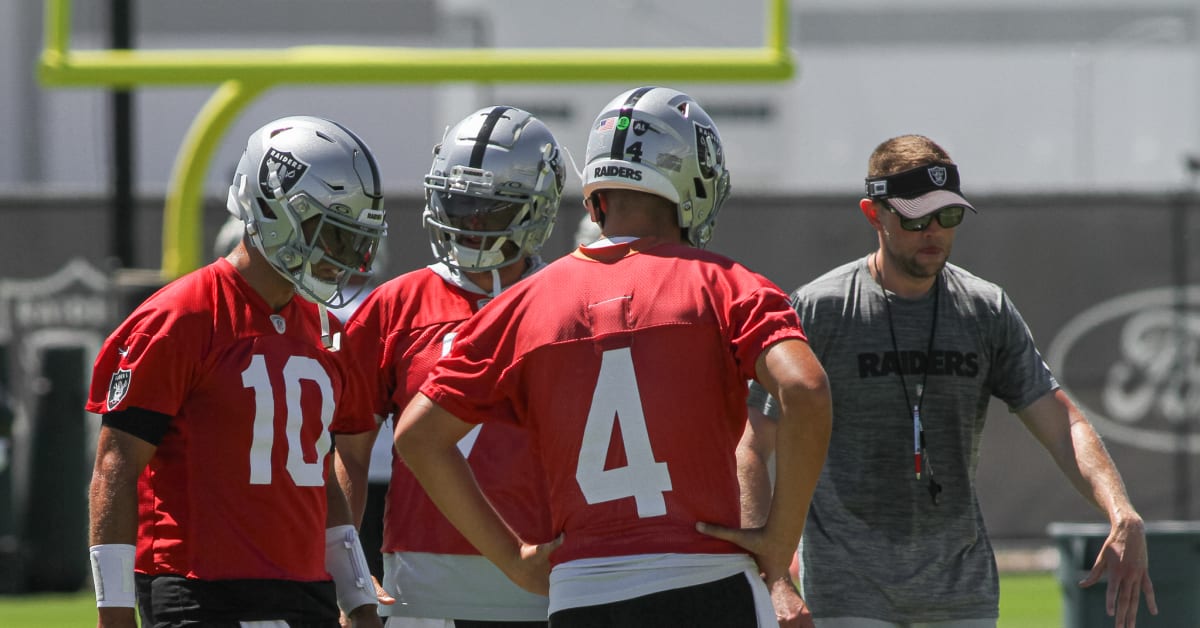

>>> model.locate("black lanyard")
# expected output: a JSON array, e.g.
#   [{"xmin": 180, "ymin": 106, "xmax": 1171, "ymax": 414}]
[{"xmin": 875, "ymin": 253, "xmax": 944, "ymax": 505}]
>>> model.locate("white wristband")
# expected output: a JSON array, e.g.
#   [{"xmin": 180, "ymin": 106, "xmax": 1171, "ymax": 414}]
[
  {"xmin": 325, "ymin": 525, "xmax": 376, "ymax": 614},
  {"xmin": 89, "ymin": 544, "xmax": 136, "ymax": 608}
]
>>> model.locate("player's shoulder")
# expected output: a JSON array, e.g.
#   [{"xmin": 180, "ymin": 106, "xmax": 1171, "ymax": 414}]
[
  {"xmin": 656, "ymin": 243, "xmax": 773, "ymax": 285},
  {"xmin": 352, "ymin": 267, "xmax": 444, "ymax": 314},
  {"xmin": 385, "ymin": 266, "xmax": 446, "ymax": 292},
  {"xmin": 99, "ymin": 263, "xmax": 230, "ymax": 360},
  {"xmin": 127, "ymin": 262, "xmax": 227, "ymax": 328},
  {"xmin": 660, "ymin": 241, "xmax": 738, "ymax": 266},
  {"xmin": 349, "ymin": 266, "xmax": 474, "ymax": 331}
]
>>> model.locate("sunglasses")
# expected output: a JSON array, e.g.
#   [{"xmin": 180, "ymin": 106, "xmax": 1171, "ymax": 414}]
[{"xmin": 885, "ymin": 203, "xmax": 966, "ymax": 232}]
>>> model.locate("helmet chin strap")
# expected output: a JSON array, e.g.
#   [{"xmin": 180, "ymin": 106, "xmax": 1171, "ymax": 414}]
[
  {"xmin": 490, "ymin": 268, "xmax": 502, "ymax": 299},
  {"xmin": 318, "ymin": 303, "xmax": 341, "ymax": 351},
  {"xmin": 297, "ymin": 259, "xmax": 340, "ymax": 305}
]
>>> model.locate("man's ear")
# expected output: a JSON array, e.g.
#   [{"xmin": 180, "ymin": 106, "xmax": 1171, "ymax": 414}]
[
  {"xmin": 585, "ymin": 192, "xmax": 606, "ymax": 226},
  {"xmin": 860, "ymin": 198, "xmax": 881, "ymax": 227}
]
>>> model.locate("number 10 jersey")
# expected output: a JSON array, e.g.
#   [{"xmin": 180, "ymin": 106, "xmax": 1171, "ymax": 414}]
[{"xmin": 86, "ymin": 259, "xmax": 375, "ymax": 582}]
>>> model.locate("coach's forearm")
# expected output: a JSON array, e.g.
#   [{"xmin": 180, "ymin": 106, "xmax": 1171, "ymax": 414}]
[{"xmin": 1022, "ymin": 390, "xmax": 1142, "ymax": 525}]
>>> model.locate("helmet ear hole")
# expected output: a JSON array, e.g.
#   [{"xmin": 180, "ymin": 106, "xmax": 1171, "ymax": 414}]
[{"xmin": 257, "ymin": 198, "xmax": 277, "ymax": 219}]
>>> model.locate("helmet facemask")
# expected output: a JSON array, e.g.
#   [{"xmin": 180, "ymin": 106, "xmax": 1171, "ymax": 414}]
[
  {"xmin": 423, "ymin": 107, "xmax": 564, "ymax": 274},
  {"xmin": 276, "ymin": 194, "xmax": 384, "ymax": 308}
]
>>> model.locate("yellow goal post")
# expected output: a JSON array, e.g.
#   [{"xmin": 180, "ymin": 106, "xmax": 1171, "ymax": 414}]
[{"xmin": 38, "ymin": 0, "xmax": 796, "ymax": 278}]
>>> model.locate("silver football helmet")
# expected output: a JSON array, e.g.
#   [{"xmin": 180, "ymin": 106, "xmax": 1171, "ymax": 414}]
[
  {"xmin": 582, "ymin": 86, "xmax": 731, "ymax": 247},
  {"xmin": 423, "ymin": 106, "xmax": 565, "ymax": 272},
  {"xmin": 226, "ymin": 116, "xmax": 387, "ymax": 308}
]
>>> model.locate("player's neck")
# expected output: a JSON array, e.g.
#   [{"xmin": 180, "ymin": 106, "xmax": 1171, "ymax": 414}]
[
  {"xmin": 229, "ymin": 244, "xmax": 295, "ymax": 311},
  {"xmin": 600, "ymin": 206, "xmax": 684, "ymax": 244}
]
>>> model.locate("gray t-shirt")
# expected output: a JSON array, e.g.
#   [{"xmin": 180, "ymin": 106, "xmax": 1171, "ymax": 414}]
[{"xmin": 748, "ymin": 256, "xmax": 1056, "ymax": 622}]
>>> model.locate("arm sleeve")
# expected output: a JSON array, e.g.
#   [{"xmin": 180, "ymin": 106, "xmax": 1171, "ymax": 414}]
[
  {"xmin": 990, "ymin": 291, "xmax": 1059, "ymax": 412},
  {"xmin": 727, "ymin": 284, "xmax": 808, "ymax": 382},
  {"xmin": 101, "ymin": 407, "xmax": 173, "ymax": 445}
]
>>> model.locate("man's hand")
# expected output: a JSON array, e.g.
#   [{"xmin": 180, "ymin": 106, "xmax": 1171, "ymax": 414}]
[
  {"xmin": 372, "ymin": 575, "xmax": 395, "ymax": 607},
  {"xmin": 767, "ymin": 574, "xmax": 814, "ymax": 628},
  {"xmin": 499, "ymin": 535, "xmax": 563, "ymax": 596},
  {"xmin": 696, "ymin": 522, "xmax": 810, "ymax": 626},
  {"xmin": 1079, "ymin": 519, "xmax": 1157, "ymax": 628},
  {"xmin": 339, "ymin": 576, "xmax": 394, "ymax": 628},
  {"xmin": 695, "ymin": 522, "xmax": 794, "ymax": 583}
]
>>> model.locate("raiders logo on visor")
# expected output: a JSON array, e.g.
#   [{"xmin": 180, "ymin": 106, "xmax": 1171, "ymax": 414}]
[{"xmin": 865, "ymin": 162, "xmax": 961, "ymax": 199}]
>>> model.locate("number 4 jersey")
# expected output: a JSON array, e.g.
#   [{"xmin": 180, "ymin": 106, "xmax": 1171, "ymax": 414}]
[
  {"xmin": 421, "ymin": 239, "xmax": 807, "ymax": 564},
  {"xmin": 86, "ymin": 259, "xmax": 375, "ymax": 581}
]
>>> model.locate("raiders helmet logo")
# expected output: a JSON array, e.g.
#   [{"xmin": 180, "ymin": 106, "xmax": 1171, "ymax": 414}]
[
  {"xmin": 927, "ymin": 165, "xmax": 948, "ymax": 187},
  {"xmin": 258, "ymin": 148, "xmax": 309, "ymax": 198},
  {"xmin": 106, "ymin": 368, "xmax": 132, "ymax": 411}
]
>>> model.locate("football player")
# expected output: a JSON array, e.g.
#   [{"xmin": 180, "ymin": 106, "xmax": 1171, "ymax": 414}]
[
  {"xmin": 333, "ymin": 106, "xmax": 564, "ymax": 627},
  {"xmin": 87, "ymin": 116, "xmax": 387, "ymax": 628},
  {"xmin": 394, "ymin": 86, "xmax": 832, "ymax": 628}
]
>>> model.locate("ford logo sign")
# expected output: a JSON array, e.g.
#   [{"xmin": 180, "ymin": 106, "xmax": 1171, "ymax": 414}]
[{"xmin": 1045, "ymin": 285, "xmax": 1200, "ymax": 454}]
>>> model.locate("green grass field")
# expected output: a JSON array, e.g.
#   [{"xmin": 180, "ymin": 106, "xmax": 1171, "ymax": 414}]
[
  {"xmin": 0, "ymin": 572, "xmax": 1064, "ymax": 627},
  {"xmin": 999, "ymin": 572, "xmax": 1064, "ymax": 628}
]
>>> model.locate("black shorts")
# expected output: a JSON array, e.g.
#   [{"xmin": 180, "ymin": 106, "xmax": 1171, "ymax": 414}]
[
  {"xmin": 135, "ymin": 573, "xmax": 339, "ymax": 628},
  {"xmin": 548, "ymin": 572, "xmax": 759, "ymax": 628}
]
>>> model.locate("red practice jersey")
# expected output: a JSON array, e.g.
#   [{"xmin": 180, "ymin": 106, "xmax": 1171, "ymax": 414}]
[
  {"xmin": 421, "ymin": 239, "xmax": 806, "ymax": 564},
  {"xmin": 86, "ymin": 259, "xmax": 374, "ymax": 581},
  {"xmin": 343, "ymin": 266, "xmax": 553, "ymax": 555}
]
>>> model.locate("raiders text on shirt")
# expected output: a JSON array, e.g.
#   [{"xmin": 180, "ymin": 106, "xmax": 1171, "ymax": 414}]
[{"xmin": 858, "ymin": 350, "xmax": 979, "ymax": 378}]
